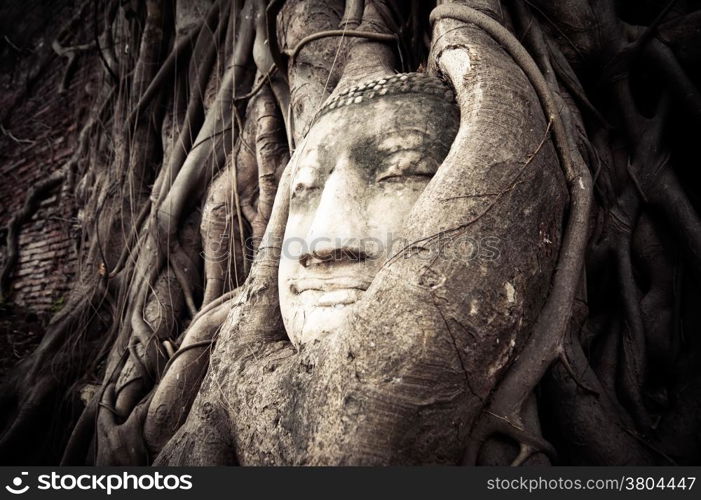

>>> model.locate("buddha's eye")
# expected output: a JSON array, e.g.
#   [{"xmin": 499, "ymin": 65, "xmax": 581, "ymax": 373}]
[
  {"xmin": 375, "ymin": 155, "xmax": 438, "ymax": 183},
  {"xmin": 376, "ymin": 171, "xmax": 433, "ymax": 183}
]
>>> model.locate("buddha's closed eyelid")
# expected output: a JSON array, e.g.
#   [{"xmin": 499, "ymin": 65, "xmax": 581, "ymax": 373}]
[{"xmin": 375, "ymin": 153, "xmax": 439, "ymax": 182}]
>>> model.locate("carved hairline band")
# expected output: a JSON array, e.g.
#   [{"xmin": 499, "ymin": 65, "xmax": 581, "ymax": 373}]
[{"xmin": 313, "ymin": 72, "xmax": 458, "ymax": 124}]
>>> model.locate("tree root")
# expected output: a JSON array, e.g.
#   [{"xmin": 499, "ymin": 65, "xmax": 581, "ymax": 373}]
[
  {"xmin": 467, "ymin": 408, "xmax": 558, "ymax": 466},
  {"xmin": 429, "ymin": 3, "xmax": 593, "ymax": 465},
  {"xmin": 286, "ymin": 29, "xmax": 398, "ymax": 65}
]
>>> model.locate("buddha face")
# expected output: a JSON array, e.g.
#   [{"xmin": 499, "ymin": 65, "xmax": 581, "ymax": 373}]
[{"xmin": 278, "ymin": 76, "xmax": 459, "ymax": 347}]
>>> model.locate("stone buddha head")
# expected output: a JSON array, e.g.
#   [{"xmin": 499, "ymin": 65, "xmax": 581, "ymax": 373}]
[{"xmin": 278, "ymin": 73, "xmax": 460, "ymax": 347}]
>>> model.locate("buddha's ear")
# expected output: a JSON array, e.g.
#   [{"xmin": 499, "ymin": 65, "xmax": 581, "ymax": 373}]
[{"xmin": 224, "ymin": 166, "xmax": 293, "ymax": 348}]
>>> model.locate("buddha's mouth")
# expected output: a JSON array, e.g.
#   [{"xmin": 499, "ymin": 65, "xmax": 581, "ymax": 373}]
[
  {"xmin": 288, "ymin": 276, "xmax": 372, "ymax": 308},
  {"xmin": 288, "ymin": 276, "xmax": 372, "ymax": 293}
]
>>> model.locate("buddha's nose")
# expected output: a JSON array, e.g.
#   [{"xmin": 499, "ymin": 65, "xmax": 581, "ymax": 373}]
[{"xmin": 301, "ymin": 161, "xmax": 368, "ymax": 267}]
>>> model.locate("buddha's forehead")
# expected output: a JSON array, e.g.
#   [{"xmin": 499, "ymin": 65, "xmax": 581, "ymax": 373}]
[{"xmin": 294, "ymin": 94, "xmax": 453, "ymax": 165}]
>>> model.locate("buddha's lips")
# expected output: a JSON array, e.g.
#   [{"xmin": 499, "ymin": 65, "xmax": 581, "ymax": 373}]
[{"xmin": 288, "ymin": 276, "xmax": 372, "ymax": 295}]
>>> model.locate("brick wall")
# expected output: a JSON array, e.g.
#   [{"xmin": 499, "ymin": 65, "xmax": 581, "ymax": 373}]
[{"xmin": 1, "ymin": 1, "xmax": 100, "ymax": 314}]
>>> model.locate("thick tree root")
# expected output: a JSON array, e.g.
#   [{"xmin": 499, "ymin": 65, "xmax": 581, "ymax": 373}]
[{"xmin": 429, "ymin": 3, "xmax": 593, "ymax": 465}]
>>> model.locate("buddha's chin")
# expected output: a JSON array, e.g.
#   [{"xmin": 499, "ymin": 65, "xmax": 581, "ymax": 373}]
[{"xmin": 285, "ymin": 290, "xmax": 363, "ymax": 347}]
